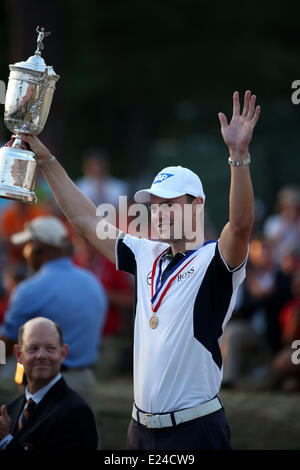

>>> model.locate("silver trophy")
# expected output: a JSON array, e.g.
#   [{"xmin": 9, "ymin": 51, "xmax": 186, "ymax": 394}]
[{"xmin": 0, "ymin": 27, "xmax": 59, "ymax": 203}]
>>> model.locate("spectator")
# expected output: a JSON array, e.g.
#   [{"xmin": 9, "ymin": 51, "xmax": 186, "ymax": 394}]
[
  {"xmin": 0, "ymin": 201, "xmax": 49, "ymax": 262},
  {"xmin": 264, "ymin": 245, "xmax": 300, "ymax": 355},
  {"xmin": 75, "ymin": 146, "xmax": 128, "ymax": 207},
  {"xmin": 0, "ymin": 317, "xmax": 98, "ymax": 450},
  {"xmin": 71, "ymin": 235, "xmax": 134, "ymax": 377},
  {"xmin": 271, "ymin": 270, "xmax": 300, "ymax": 392},
  {"xmin": 0, "ymin": 263, "xmax": 27, "ymax": 325},
  {"xmin": 221, "ymin": 238, "xmax": 274, "ymax": 388},
  {"xmin": 280, "ymin": 271, "xmax": 300, "ymax": 343},
  {"xmin": 246, "ymin": 238, "xmax": 276, "ymax": 337},
  {"xmin": 222, "ymin": 240, "xmax": 300, "ymax": 391},
  {"xmin": 263, "ymin": 185, "xmax": 300, "ymax": 264},
  {"xmin": 72, "ymin": 235, "xmax": 133, "ymax": 336},
  {"xmin": 0, "ymin": 216, "xmax": 108, "ymax": 412}
]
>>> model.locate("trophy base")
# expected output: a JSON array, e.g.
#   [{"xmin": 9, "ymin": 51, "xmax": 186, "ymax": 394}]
[
  {"xmin": 0, "ymin": 145, "xmax": 38, "ymax": 204},
  {"xmin": 0, "ymin": 184, "xmax": 37, "ymax": 204}
]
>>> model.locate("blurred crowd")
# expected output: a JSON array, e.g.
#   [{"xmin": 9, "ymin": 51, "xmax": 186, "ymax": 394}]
[
  {"xmin": 221, "ymin": 185, "xmax": 300, "ymax": 392},
  {"xmin": 0, "ymin": 145, "xmax": 300, "ymax": 397},
  {"xmin": 0, "ymin": 147, "xmax": 134, "ymax": 400}
]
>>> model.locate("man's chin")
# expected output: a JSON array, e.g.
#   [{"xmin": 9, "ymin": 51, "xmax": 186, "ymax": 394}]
[
  {"xmin": 31, "ymin": 365, "xmax": 53, "ymax": 378},
  {"xmin": 158, "ymin": 229, "xmax": 176, "ymax": 243},
  {"xmin": 33, "ymin": 364, "xmax": 50, "ymax": 370}
]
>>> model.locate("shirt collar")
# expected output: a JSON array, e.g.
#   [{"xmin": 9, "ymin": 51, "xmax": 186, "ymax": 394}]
[
  {"xmin": 41, "ymin": 257, "xmax": 72, "ymax": 271},
  {"xmin": 161, "ymin": 247, "xmax": 187, "ymax": 260},
  {"xmin": 162, "ymin": 242, "xmax": 206, "ymax": 260},
  {"xmin": 25, "ymin": 373, "xmax": 62, "ymax": 404},
  {"xmin": 162, "ymin": 247, "xmax": 173, "ymax": 260}
]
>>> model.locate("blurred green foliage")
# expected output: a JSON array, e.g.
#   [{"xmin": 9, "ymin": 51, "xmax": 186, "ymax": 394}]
[{"xmin": 1, "ymin": 0, "xmax": 300, "ymax": 231}]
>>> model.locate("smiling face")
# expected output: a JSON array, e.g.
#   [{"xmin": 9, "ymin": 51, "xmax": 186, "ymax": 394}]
[
  {"xmin": 14, "ymin": 318, "xmax": 68, "ymax": 394},
  {"xmin": 149, "ymin": 194, "xmax": 204, "ymax": 251},
  {"xmin": 150, "ymin": 194, "xmax": 186, "ymax": 243}
]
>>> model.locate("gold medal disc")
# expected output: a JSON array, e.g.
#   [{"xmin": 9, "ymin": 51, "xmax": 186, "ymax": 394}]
[{"xmin": 150, "ymin": 315, "xmax": 158, "ymax": 329}]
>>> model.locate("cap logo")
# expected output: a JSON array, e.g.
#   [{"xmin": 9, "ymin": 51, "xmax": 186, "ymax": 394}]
[{"xmin": 153, "ymin": 173, "xmax": 174, "ymax": 184}]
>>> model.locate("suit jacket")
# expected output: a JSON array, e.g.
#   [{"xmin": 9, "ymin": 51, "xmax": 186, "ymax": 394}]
[{"xmin": 5, "ymin": 378, "xmax": 98, "ymax": 450}]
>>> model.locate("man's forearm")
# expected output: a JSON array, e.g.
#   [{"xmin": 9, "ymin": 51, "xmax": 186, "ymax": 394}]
[
  {"xmin": 10, "ymin": 134, "xmax": 117, "ymax": 262},
  {"xmin": 228, "ymin": 150, "xmax": 254, "ymax": 235},
  {"xmin": 39, "ymin": 157, "xmax": 118, "ymax": 262},
  {"xmin": 218, "ymin": 91, "xmax": 259, "ymax": 269}
]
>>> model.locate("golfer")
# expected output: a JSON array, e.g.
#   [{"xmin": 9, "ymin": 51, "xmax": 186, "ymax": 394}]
[{"xmin": 13, "ymin": 90, "xmax": 260, "ymax": 450}]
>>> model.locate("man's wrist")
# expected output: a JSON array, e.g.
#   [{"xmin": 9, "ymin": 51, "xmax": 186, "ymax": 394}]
[
  {"xmin": 228, "ymin": 154, "xmax": 251, "ymax": 167},
  {"xmin": 228, "ymin": 148, "xmax": 249, "ymax": 160},
  {"xmin": 38, "ymin": 155, "xmax": 56, "ymax": 168}
]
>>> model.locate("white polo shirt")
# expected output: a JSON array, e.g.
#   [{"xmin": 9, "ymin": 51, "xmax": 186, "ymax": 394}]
[{"xmin": 116, "ymin": 232, "xmax": 247, "ymax": 414}]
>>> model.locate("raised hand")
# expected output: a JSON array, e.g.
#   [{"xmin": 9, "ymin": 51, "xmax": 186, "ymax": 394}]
[
  {"xmin": 20, "ymin": 135, "xmax": 52, "ymax": 161},
  {"xmin": 5, "ymin": 134, "xmax": 52, "ymax": 161},
  {"xmin": 218, "ymin": 90, "xmax": 260, "ymax": 156}
]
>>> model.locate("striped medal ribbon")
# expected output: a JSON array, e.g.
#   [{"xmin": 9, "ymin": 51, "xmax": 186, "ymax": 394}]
[{"xmin": 150, "ymin": 248, "xmax": 196, "ymax": 328}]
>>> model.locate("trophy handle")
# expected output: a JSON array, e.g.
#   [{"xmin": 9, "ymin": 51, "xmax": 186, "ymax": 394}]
[{"xmin": 30, "ymin": 68, "xmax": 49, "ymax": 122}]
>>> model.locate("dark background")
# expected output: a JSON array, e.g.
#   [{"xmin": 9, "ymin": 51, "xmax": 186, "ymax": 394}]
[{"xmin": 1, "ymin": 0, "xmax": 300, "ymax": 232}]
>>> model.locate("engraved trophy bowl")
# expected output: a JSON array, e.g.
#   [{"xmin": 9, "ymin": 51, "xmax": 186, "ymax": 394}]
[{"xmin": 0, "ymin": 27, "xmax": 59, "ymax": 203}]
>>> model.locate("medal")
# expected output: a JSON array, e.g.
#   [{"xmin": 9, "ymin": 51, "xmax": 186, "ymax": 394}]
[
  {"xmin": 150, "ymin": 314, "xmax": 158, "ymax": 329},
  {"xmin": 148, "ymin": 247, "xmax": 197, "ymax": 329},
  {"xmin": 151, "ymin": 249, "xmax": 196, "ymax": 313}
]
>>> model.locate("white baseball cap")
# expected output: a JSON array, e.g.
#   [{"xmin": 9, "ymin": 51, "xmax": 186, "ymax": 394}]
[
  {"xmin": 134, "ymin": 166, "xmax": 205, "ymax": 203},
  {"xmin": 11, "ymin": 216, "xmax": 69, "ymax": 248}
]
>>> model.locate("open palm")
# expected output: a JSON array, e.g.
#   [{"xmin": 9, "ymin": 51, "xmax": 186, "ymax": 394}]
[{"xmin": 219, "ymin": 90, "xmax": 260, "ymax": 154}]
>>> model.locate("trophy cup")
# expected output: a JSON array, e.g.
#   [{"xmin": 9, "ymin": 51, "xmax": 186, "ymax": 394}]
[{"xmin": 0, "ymin": 26, "xmax": 60, "ymax": 203}]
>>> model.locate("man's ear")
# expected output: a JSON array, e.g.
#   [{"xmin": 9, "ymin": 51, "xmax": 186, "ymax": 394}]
[
  {"xmin": 61, "ymin": 344, "xmax": 69, "ymax": 362},
  {"xmin": 194, "ymin": 196, "xmax": 204, "ymax": 205},
  {"xmin": 193, "ymin": 197, "xmax": 204, "ymax": 215},
  {"xmin": 13, "ymin": 344, "xmax": 22, "ymax": 364}
]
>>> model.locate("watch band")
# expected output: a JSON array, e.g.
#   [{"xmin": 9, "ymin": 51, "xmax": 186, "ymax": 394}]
[
  {"xmin": 38, "ymin": 155, "xmax": 56, "ymax": 167},
  {"xmin": 228, "ymin": 154, "xmax": 251, "ymax": 166}
]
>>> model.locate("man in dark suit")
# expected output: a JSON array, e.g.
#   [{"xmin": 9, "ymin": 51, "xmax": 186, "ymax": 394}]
[{"xmin": 0, "ymin": 317, "xmax": 98, "ymax": 450}]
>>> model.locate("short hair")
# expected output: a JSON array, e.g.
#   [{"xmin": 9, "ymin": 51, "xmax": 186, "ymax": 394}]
[
  {"xmin": 185, "ymin": 194, "xmax": 196, "ymax": 204},
  {"xmin": 18, "ymin": 320, "xmax": 64, "ymax": 347}
]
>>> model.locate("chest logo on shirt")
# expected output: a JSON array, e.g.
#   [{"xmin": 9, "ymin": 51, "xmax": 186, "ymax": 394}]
[
  {"xmin": 147, "ymin": 266, "xmax": 195, "ymax": 286},
  {"xmin": 177, "ymin": 266, "xmax": 195, "ymax": 282}
]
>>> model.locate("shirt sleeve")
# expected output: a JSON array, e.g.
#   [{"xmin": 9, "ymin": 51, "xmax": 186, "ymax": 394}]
[
  {"xmin": 216, "ymin": 240, "xmax": 248, "ymax": 288},
  {"xmin": 193, "ymin": 241, "xmax": 249, "ymax": 369},
  {"xmin": 115, "ymin": 232, "xmax": 141, "ymax": 276},
  {"xmin": 214, "ymin": 241, "xmax": 248, "ymax": 330}
]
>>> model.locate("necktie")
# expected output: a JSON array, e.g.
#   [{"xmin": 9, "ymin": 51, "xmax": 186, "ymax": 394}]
[{"xmin": 19, "ymin": 398, "xmax": 36, "ymax": 430}]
